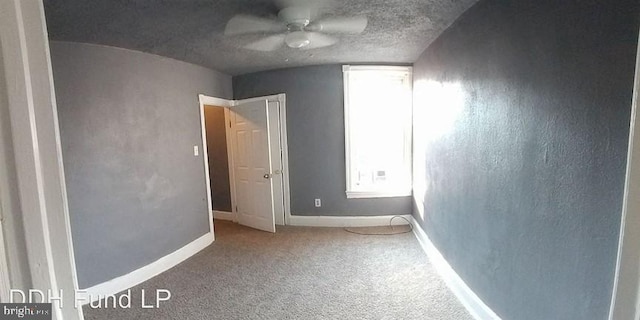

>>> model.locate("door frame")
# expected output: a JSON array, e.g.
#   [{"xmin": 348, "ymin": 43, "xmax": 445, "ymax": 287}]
[
  {"xmin": 198, "ymin": 97, "xmax": 230, "ymax": 240},
  {"xmin": 609, "ymin": 28, "xmax": 640, "ymax": 320},
  {"xmin": 0, "ymin": 0, "xmax": 82, "ymax": 318},
  {"xmin": 198, "ymin": 94, "xmax": 292, "ymax": 226}
]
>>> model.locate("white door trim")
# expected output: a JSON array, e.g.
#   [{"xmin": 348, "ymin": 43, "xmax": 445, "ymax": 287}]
[
  {"xmin": 0, "ymin": 203, "xmax": 11, "ymax": 302},
  {"xmin": 0, "ymin": 0, "xmax": 82, "ymax": 318},
  {"xmin": 199, "ymin": 94, "xmax": 234, "ymax": 108},
  {"xmin": 609, "ymin": 29, "xmax": 640, "ymax": 320},
  {"xmin": 197, "ymin": 95, "xmax": 217, "ymax": 240},
  {"xmin": 276, "ymin": 94, "xmax": 292, "ymax": 225},
  {"xmin": 199, "ymin": 94, "xmax": 291, "ymax": 226},
  {"xmin": 198, "ymin": 95, "xmax": 238, "ymax": 224},
  {"xmin": 0, "ymin": 26, "xmax": 14, "ymax": 301}
]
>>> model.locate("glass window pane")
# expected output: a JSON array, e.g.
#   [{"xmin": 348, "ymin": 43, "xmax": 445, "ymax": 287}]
[{"xmin": 344, "ymin": 66, "xmax": 412, "ymax": 196}]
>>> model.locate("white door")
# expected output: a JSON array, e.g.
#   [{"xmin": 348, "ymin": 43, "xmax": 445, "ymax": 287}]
[
  {"xmin": 267, "ymin": 101, "xmax": 285, "ymax": 225},
  {"xmin": 230, "ymin": 99, "xmax": 276, "ymax": 233}
]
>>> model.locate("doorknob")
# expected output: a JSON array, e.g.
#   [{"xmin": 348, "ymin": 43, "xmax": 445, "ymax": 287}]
[{"xmin": 263, "ymin": 173, "xmax": 272, "ymax": 179}]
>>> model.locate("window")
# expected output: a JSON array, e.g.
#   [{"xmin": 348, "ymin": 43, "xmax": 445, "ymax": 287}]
[{"xmin": 343, "ymin": 65, "xmax": 412, "ymax": 198}]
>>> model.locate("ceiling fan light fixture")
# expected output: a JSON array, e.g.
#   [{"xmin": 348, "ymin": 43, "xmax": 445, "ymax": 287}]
[{"xmin": 285, "ymin": 31, "xmax": 310, "ymax": 48}]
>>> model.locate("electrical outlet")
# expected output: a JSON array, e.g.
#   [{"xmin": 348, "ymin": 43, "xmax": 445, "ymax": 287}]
[
  {"xmin": 314, "ymin": 198, "xmax": 321, "ymax": 207},
  {"xmin": 193, "ymin": 145, "xmax": 199, "ymax": 156}
]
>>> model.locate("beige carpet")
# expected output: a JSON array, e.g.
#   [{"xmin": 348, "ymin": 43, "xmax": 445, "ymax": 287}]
[{"xmin": 83, "ymin": 220, "xmax": 472, "ymax": 320}]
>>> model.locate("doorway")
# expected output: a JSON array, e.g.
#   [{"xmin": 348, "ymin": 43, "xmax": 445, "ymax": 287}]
[
  {"xmin": 199, "ymin": 94, "xmax": 290, "ymax": 234},
  {"xmin": 203, "ymin": 105, "xmax": 234, "ymax": 217}
]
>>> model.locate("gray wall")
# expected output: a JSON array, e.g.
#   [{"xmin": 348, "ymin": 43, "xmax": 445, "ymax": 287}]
[
  {"xmin": 412, "ymin": 0, "xmax": 639, "ymax": 319},
  {"xmin": 50, "ymin": 41, "xmax": 232, "ymax": 288},
  {"xmin": 204, "ymin": 106, "xmax": 232, "ymax": 212},
  {"xmin": 234, "ymin": 65, "xmax": 412, "ymax": 216}
]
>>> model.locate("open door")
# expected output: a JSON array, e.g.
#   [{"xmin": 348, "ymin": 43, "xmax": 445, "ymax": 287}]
[{"xmin": 230, "ymin": 99, "xmax": 276, "ymax": 232}]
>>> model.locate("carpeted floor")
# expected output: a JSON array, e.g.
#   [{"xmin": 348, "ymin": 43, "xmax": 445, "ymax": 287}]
[{"xmin": 83, "ymin": 221, "xmax": 472, "ymax": 320}]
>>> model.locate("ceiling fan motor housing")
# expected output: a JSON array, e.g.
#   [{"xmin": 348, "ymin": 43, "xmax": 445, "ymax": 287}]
[{"xmin": 278, "ymin": 6, "xmax": 311, "ymax": 29}]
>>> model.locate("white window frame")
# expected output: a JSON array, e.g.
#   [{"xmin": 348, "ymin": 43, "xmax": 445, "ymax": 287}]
[{"xmin": 343, "ymin": 65, "xmax": 413, "ymax": 199}]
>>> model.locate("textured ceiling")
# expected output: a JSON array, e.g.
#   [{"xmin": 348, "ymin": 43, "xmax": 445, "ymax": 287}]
[{"xmin": 43, "ymin": 0, "xmax": 478, "ymax": 76}]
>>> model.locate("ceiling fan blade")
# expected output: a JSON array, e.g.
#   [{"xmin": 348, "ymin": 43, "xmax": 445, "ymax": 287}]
[
  {"xmin": 308, "ymin": 15, "xmax": 368, "ymax": 34},
  {"xmin": 224, "ymin": 15, "xmax": 285, "ymax": 36},
  {"xmin": 301, "ymin": 32, "xmax": 337, "ymax": 50},
  {"xmin": 244, "ymin": 34, "xmax": 286, "ymax": 51}
]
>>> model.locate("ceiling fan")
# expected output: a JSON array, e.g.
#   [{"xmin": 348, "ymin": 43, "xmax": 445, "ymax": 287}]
[{"xmin": 224, "ymin": 4, "xmax": 368, "ymax": 51}]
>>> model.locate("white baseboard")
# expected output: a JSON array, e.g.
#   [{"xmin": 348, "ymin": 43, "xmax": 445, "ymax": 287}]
[
  {"xmin": 79, "ymin": 232, "xmax": 214, "ymax": 304},
  {"xmin": 409, "ymin": 216, "xmax": 501, "ymax": 320},
  {"xmin": 213, "ymin": 210, "xmax": 235, "ymax": 221},
  {"xmin": 288, "ymin": 214, "xmax": 411, "ymax": 227}
]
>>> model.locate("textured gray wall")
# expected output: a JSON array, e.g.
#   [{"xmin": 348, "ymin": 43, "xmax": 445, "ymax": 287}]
[
  {"xmin": 234, "ymin": 65, "xmax": 412, "ymax": 216},
  {"xmin": 204, "ymin": 106, "xmax": 232, "ymax": 212},
  {"xmin": 412, "ymin": 0, "xmax": 639, "ymax": 319},
  {"xmin": 50, "ymin": 41, "xmax": 232, "ymax": 288}
]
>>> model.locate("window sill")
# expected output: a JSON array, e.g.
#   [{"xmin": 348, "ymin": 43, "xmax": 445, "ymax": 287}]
[{"xmin": 346, "ymin": 190, "xmax": 412, "ymax": 199}]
